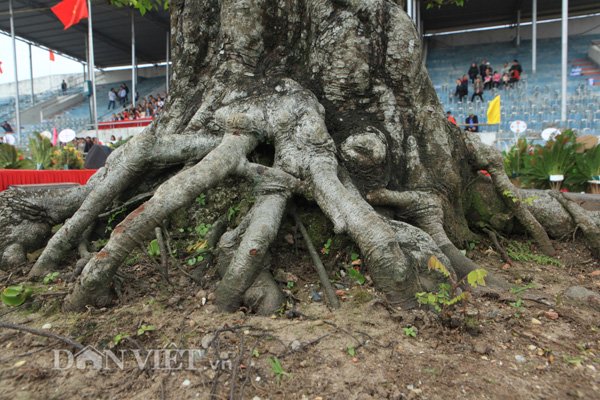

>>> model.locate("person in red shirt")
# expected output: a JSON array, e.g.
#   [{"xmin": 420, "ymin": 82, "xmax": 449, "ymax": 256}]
[{"xmin": 446, "ymin": 111, "xmax": 457, "ymax": 125}]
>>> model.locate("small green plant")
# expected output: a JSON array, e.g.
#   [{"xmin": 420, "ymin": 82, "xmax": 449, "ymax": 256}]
[
  {"xmin": 286, "ymin": 281, "xmax": 295, "ymax": 289},
  {"xmin": 350, "ymin": 252, "xmax": 360, "ymax": 262},
  {"xmin": 502, "ymin": 190, "xmax": 538, "ymax": 206},
  {"xmin": 1, "ymin": 285, "xmax": 33, "ymax": 306},
  {"xmin": 137, "ymin": 324, "xmax": 156, "ymax": 336},
  {"xmin": 509, "ymin": 298, "xmax": 525, "ymax": 318},
  {"xmin": 347, "ymin": 346, "xmax": 356, "ymax": 356},
  {"xmin": 252, "ymin": 349, "xmax": 260, "ymax": 358},
  {"xmin": 506, "ymin": 241, "xmax": 561, "ymax": 266},
  {"xmin": 43, "ymin": 272, "xmax": 60, "ymax": 285},
  {"xmin": 347, "ymin": 268, "xmax": 366, "ymax": 285},
  {"xmin": 568, "ymin": 144, "xmax": 600, "ymax": 191},
  {"xmin": 321, "ymin": 238, "xmax": 332, "ymax": 255},
  {"xmin": 195, "ymin": 223, "xmax": 211, "ymax": 238},
  {"xmin": 147, "ymin": 239, "xmax": 160, "ymax": 257},
  {"xmin": 415, "ymin": 256, "xmax": 487, "ymax": 313},
  {"xmin": 268, "ymin": 357, "xmax": 290, "ymax": 383},
  {"xmin": 227, "ymin": 205, "xmax": 240, "ymax": 222},
  {"xmin": 403, "ymin": 326, "xmax": 417, "ymax": 337},
  {"xmin": 106, "ymin": 207, "xmax": 126, "ymax": 233},
  {"xmin": 113, "ymin": 333, "xmax": 129, "ymax": 345},
  {"xmin": 502, "ymin": 137, "xmax": 529, "ymax": 178},
  {"xmin": 196, "ymin": 193, "xmax": 206, "ymax": 206}
]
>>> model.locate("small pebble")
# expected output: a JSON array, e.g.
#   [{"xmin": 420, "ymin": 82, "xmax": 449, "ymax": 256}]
[
  {"xmin": 531, "ymin": 318, "xmax": 542, "ymax": 325},
  {"xmin": 182, "ymin": 379, "xmax": 191, "ymax": 387},
  {"xmin": 515, "ymin": 355, "xmax": 526, "ymax": 363},
  {"xmin": 41, "ymin": 323, "xmax": 52, "ymax": 330}
]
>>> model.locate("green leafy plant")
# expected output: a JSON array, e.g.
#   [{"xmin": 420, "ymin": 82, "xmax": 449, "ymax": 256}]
[
  {"xmin": 196, "ymin": 193, "xmax": 206, "ymax": 206},
  {"xmin": 137, "ymin": 324, "xmax": 156, "ymax": 336},
  {"xmin": 0, "ymin": 143, "xmax": 34, "ymax": 169},
  {"xmin": 321, "ymin": 238, "xmax": 332, "ymax": 255},
  {"xmin": 521, "ymin": 130, "xmax": 578, "ymax": 189},
  {"xmin": 147, "ymin": 239, "xmax": 160, "ymax": 257},
  {"xmin": 227, "ymin": 205, "xmax": 240, "ymax": 222},
  {"xmin": 113, "ymin": 333, "xmax": 129, "ymax": 345},
  {"xmin": 403, "ymin": 326, "xmax": 417, "ymax": 337},
  {"xmin": 509, "ymin": 298, "xmax": 525, "ymax": 318},
  {"xmin": 415, "ymin": 256, "xmax": 486, "ymax": 313},
  {"xmin": 28, "ymin": 133, "xmax": 53, "ymax": 169},
  {"xmin": 503, "ymin": 137, "xmax": 529, "ymax": 178},
  {"xmin": 506, "ymin": 241, "xmax": 561, "ymax": 266},
  {"xmin": 195, "ymin": 223, "xmax": 211, "ymax": 238},
  {"xmin": 268, "ymin": 356, "xmax": 290, "ymax": 383},
  {"xmin": 1, "ymin": 285, "xmax": 33, "ymax": 307},
  {"xmin": 106, "ymin": 207, "xmax": 126, "ymax": 233},
  {"xmin": 568, "ymin": 144, "xmax": 600, "ymax": 191},
  {"xmin": 109, "ymin": 0, "xmax": 169, "ymax": 15},
  {"xmin": 347, "ymin": 268, "xmax": 366, "ymax": 285},
  {"xmin": 346, "ymin": 346, "xmax": 356, "ymax": 356},
  {"xmin": 43, "ymin": 272, "xmax": 60, "ymax": 285},
  {"xmin": 50, "ymin": 144, "xmax": 84, "ymax": 170}
]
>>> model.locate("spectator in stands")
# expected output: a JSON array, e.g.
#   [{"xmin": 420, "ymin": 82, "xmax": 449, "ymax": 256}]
[
  {"xmin": 471, "ymin": 76, "xmax": 484, "ymax": 102},
  {"xmin": 61, "ymin": 80, "xmax": 68, "ymax": 95},
  {"xmin": 454, "ymin": 78, "xmax": 468, "ymax": 102},
  {"xmin": 446, "ymin": 111, "xmax": 457, "ymax": 125},
  {"xmin": 509, "ymin": 68, "xmax": 520, "ymax": 85},
  {"xmin": 118, "ymin": 85, "xmax": 127, "ymax": 106},
  {"xmin": 123, "ymin": 83, "xmax": 130, "ymax": 100},
  {"xmin": 1, "ymin": 120, "xmax": 13, "ymax": 133},
  {"xmin": 509, "ymin": 59, "xmax": 523, "ymax": 75},
  {"xmin": 84, "ymin": 136, "xmax": 93, "ymax": 153},
  {"xmin": 109, "ymin": 135, "xmax": 117, "ymax": 145},
  {"xmin": 76, "ymin": 138, "xmax": 86, "ymax": 153},
  {"xmin": 483, "ymin": 70, "xmax": 492, "ymax": 90},
  {"xmin": 468, "ymin": 62, "xmax": 479, "ymax": 83},
  {"xmin": 465, "ymin": 114, "xmax": 479, "ymax": 132},
  {"xmin": 492, "ymin": 71, "xmax": 501, "ymax": 88},
  {"xmin": 108, "ymin": 88, "xmax": 117, "ymax": 110},
  {"xmin": 479, "ymin": 59, "xmax": 489, "ymax": 80},
  {"xmin": 501, "ymin": 62, "xmax": 510, "ymax": 75},
  {"xmin": 502, "ymin": 72, "xmax": 510, "ymax": 87}
]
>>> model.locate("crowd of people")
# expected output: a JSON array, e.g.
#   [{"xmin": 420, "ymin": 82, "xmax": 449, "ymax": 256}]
[
  {"xmin": 454, "ymin": 59, "xmax": 523, "ymax": 102},
  {"xmin": 108, "ymin": 85, "xmax": 167, "ymax": 122}
]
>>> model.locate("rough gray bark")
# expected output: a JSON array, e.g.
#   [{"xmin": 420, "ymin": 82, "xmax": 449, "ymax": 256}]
[{"xmin": 1, "ymin": 0, "xmax": 599, "ymax": 314}]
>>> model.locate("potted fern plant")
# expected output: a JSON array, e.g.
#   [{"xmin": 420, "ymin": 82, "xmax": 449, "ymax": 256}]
[
  {"xmin": 568, "ymin": 144, "xmax": 600, "ymax": 194},
  {"xmin": 28, "ymin": 133, "xmax": 53, "ymax": 170},
  {"xmin": 521, "ymin": 130, "xmax": 578, "ymax": 191}
]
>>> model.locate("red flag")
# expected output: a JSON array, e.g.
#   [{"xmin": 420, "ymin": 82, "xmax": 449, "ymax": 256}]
[
  {"xmin": 51, "ymin": 0, "xmax": 89, "ymax": 30},
  {"xmin": 49, "ymin": 50, "xmax": 55, "ymax": 61}
]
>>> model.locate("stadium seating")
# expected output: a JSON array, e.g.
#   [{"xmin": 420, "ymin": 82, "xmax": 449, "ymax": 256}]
[
  {"xmin": 426, "ymin": 34, "xmax": 600, "ymax": 145},
  {"xmin": 16, "ymin": 76, "xmax": 165, "ymax": 137}
]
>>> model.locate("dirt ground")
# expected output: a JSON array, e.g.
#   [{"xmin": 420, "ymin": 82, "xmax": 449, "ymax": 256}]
[{"xmin": 1, "ymin": 236, "xmax": 599, "ymax": 400}]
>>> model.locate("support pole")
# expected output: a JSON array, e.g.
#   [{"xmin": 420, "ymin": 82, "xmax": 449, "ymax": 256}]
[
  {"xmin": 516, "ymin": 9, "xmax": 521, "ymax": 47},
  {"xmin": 131, "ymin": 10, "xmax": 136, "ymax": 109},
  {"xmin": 407, "ymin": 0, "xmax": 413, "ymax": 19},
  {"xmin": 88, "ymin": 0, "xmax": 99, "ymax": 136},
  {"xmin": 561, "ymin": 0, "xmax": 568, "ymax": 122},
  {"xmin": 28, "ymin": 43, "xmax": 34, "ymax": 106},
  {"xmin": 165, "ymin": 31, "xmax": 170, "ymax": 94},
  {"xmin": 9, "ymin": 0, "xmax": 21, "ymax": 143},
  {"xmin": 532, "ymin": 0, "xmax": 537, "ymax": 74}
]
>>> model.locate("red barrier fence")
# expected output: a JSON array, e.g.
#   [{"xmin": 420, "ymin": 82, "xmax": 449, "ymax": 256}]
[
  {"xmin": 98, "ymin": 118, "xmax": 153, "ymax": 130},
  {"xmin": 0, "ymin": 169, "xmax": 97, "ymax": 191}
]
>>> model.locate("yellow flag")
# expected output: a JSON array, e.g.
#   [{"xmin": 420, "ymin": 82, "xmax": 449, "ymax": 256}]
[{"xmin": 487, "ymin": 95, "xmax": 501, "ymax": 125}]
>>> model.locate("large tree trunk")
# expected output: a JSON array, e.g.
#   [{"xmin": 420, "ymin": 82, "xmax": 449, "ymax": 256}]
[{"xmin": 1, "ymin": 0, "xmax": 599, "ymax": 314}]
